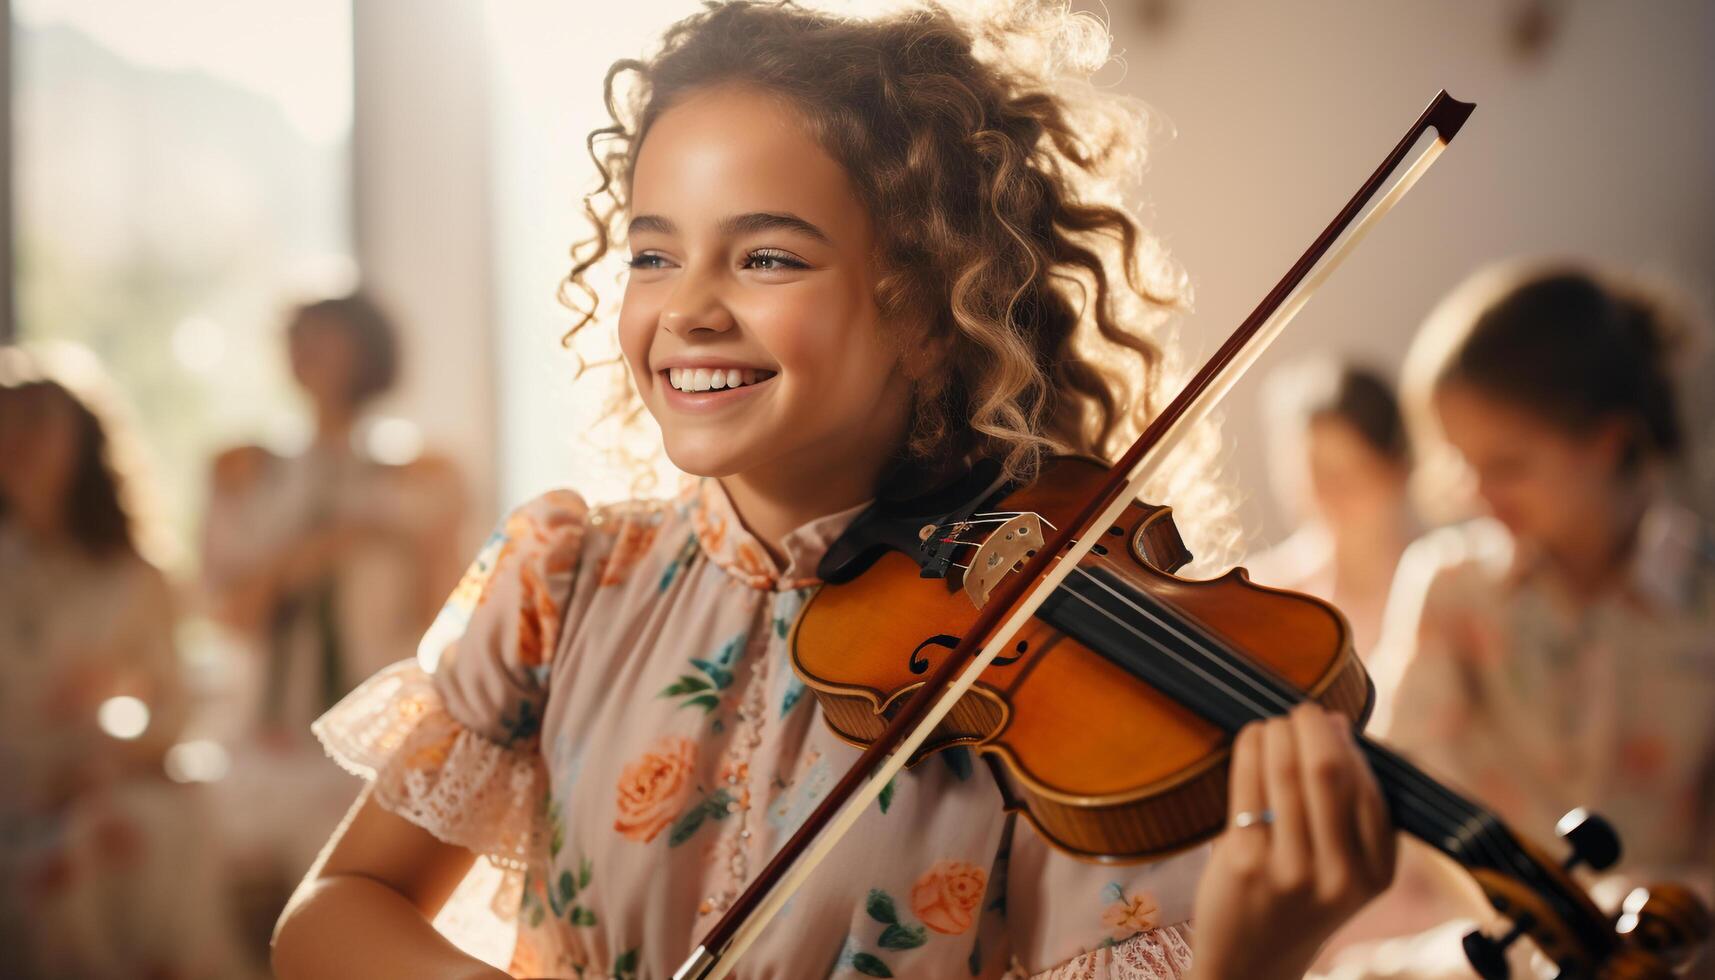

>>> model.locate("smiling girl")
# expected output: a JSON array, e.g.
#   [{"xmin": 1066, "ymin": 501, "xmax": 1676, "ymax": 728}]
[{"xmin": 273, "ymin": 3, "xmax": 1395, "ymax": 978}]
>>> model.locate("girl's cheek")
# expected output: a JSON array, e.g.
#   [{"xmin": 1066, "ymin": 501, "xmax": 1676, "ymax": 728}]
[
  {"xmin": 615, "ymin": 299, "xmax": 656, "ymax": 367},
  {"xmin": 738, "ymin": 305, "xmax": 819, "ymax": 370}
]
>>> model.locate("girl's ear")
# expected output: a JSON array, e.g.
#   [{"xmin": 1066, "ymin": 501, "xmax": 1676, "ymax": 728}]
[
  {"xmin": 898, "ymin": 319, "xmax": 953, "ymax": 389},
  {"xmin": 1585, "ymin": 414, "xmax": 1641, "ymax": 474}
]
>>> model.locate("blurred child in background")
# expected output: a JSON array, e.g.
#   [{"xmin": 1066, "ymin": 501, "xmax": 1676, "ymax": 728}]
[
  {"xmin": 1250, "ymin": 358, "xmax": 1416, "ymax": 655},
  {"xmin": 199, "ymin": 294, "xmax": 466, "ymax": 950},
  {"xmin": 0, "ymin": 343, "xmax": 247, "ymax": 979}
]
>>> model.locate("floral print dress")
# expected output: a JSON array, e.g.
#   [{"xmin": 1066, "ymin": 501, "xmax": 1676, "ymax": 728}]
[
  {"xmin": 1371, "ymin": 503, "xmax": 1715, "ymax": 897},
  {"xmin": 316, "ymin": 480, "xmax": 1207, "ymax": 979}
]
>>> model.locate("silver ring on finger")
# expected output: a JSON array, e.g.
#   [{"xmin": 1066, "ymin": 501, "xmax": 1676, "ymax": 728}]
[{"xmin": 1231, "ymin": 809, "xmax": 1275, "ymax": 830}]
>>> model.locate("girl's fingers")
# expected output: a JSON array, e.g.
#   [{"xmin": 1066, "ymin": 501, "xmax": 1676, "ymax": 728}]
[
  {"xmin": 1224, "ymin": 721, "xmax": 1269, "ymax": 867},
  {"xmin": 1261, "ymin": 712, "xmax": 1312, "ymax": 887},
  {"xmin": 1291, "ymin": 705, "xmax": 1362, "ymax": 901}
]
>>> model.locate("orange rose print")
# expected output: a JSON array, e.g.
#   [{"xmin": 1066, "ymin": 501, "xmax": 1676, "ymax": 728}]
[
  {"xmin": 1101, "ymin": 891, "xmax": 1159, "ymax": 940},
  {"xmin": 407, "ymin": 726, "xmax": 459, "ymax": 771},
  {"xmin": 613, "ymin": 735, "xmax": 699, "ymax": 843},
  {"xmin": 693, "ymin": 488, "xmax": 728, "ymax": 555},
  {"xmin": 910, "ymin": 859, "xmax": 987, "ymax": 935},
  {"xmin": 731, "ymin": 540, "xmax": 774, "ymax": 585},
  {"xmin": 600, "ymin": 519, "xmax": 662, "ymax": 587},
  {"xmin": 516, "ymin": 560, "xmax": 562, "ymax": 668}
]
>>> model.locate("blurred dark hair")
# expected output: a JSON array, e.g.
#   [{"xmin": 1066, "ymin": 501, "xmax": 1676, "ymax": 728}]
[
  {"xmin": 289, "ymin": 293, "xmax": 400, "ymax": 406},
  {"xmin": 1310, "ymin": 365, "xmax": 1409, "ymax": 466},
  {"xmin": 1436, "ymin": 268, "xmax": 1686, "ymax": 468},
  {"xmin": 0, "ymin": 378, "xmax": 134, "ymax": 557}
]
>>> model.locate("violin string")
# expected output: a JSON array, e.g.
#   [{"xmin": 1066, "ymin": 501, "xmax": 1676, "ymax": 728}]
[
  {"xmin": 970, "ymin": 511, "xmax": 1061, "ymax": 529},
  {"xmin": 1063, "ymin": 566, "xmax": 1522, "ymax": 875},
  {"xmin": 1060, "ymin": 564, "xmax": 1546, "ymax": 890},
  {"xmin": 932, "ymin": 524, "xmax": 1523, "ymax": 876},
  {"xmin": 1063, "ymin": 563, "xmax": 1524, "ymax": 876},
  {"xmin": 1073, "ymin": 562, "xmax": 1552, "ymax": 893},
  {"xmin": 1051, "ymin": 562, "xmax": 1517, "ymax": 873}
]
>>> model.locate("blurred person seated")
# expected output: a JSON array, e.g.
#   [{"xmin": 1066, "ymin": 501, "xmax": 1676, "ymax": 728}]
[
  {"xmin": 198, "ymin": 293, "xmax": 466, "ymax": 945},
  {"xmin": 1248, "ymin": 358, "xmax": 1416, "ymax": 655},
  {"xmin": 1324, "ymin": 264, "xmax": 1715, "ymax": 979},
  {"xmin": 0, "ymin": 343, "xmax": 249, "ymax": 979}
]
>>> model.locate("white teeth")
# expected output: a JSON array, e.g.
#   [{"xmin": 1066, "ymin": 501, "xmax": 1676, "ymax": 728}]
[{"xmin": 665, "ymin": 367, "xmax": 774, "ymax": 392}]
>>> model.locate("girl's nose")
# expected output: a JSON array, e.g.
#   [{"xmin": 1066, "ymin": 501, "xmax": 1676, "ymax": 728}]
[{"xmin": 660, "ymin": 274, "xmax": 737, "ymax": 337}]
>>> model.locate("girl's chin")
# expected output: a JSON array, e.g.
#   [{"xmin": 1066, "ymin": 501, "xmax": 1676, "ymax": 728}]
[{"xmin": 660, "ymin": 439, "xmax": 767, "ymax": 481}]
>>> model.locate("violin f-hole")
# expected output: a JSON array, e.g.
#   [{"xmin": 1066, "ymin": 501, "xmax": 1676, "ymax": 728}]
[
  {"xmin": 908, "ymin": 634, "xmax": 961, "ymax": 675},
  {"xmin": 908, "ymin": 634, "xmax": 1030, "ymax": 675}
]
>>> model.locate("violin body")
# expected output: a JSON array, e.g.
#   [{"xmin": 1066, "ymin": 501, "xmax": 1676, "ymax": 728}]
[{"xmin": 793, "ymin": 456, "xmax": 1372, "ymax": 862}]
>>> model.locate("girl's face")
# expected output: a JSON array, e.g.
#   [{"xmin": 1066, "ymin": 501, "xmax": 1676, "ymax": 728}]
[
  {"xmin": 1434, "ymin": 382, "xmax": 1629, "ymax": 548},
  {"xmin": 619, "ymin": 84, "xmax": 914, "ymax": 492},
  {"xmin": 288, "ymin": 314, "xmax": 361, "ymax": 413},
  {"xmin": 1304, "ymin": 415, "xmax": 1407, "ymax": 527},
  {"xmin": 0, "ymin": 385, "xmax": 80, "ymax": 520}
]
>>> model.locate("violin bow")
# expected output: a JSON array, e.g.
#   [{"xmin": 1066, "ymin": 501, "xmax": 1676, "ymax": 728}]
[{"xmin": 674, "ymin": 89, "xmax": 1475, "ymax": 980}]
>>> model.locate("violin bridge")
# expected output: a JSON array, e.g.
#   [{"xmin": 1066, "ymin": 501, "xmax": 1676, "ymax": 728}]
[{"xmin": 962, "ymin": 513, "xmax": 1045, "ymax": 609}]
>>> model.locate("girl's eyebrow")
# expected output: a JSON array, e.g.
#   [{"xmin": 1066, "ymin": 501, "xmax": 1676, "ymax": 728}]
[
  {"xmin": 626, "ymin": 211, "xmax": 831, "ymax": 245},
  {"xmin": 720, "ymin": 211, "xmax": 831, "ymax": 244},
  {"xmin": 629, "ymin": 214, "xmax": 675, "ymax": 237}
]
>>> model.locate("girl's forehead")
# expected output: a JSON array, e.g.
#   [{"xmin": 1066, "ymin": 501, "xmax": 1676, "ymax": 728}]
[{"xmin": 629, "ymin": 86, "xmax": 862, "ymax": 225}]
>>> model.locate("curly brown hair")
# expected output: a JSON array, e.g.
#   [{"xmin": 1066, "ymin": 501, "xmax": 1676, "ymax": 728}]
[
  {"xmin": 0, "ymin": 344, "xmax": 157, "ymax": 559},
  {"xmin": 563, "ymin": 0, "xmax": 1194, "ymax": 490}
]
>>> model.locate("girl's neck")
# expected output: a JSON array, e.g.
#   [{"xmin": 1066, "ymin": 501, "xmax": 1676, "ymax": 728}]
[
  {"xmin": 1326, "ymin": 505, "xmax": 1413, "ymax": 581},
  {"xmin": 715, "ymin": 385, "xmax": 911, "ymax": 568},
  {"xmin": 312, "ymin": 404, "xmax": 357, "ymax": 452},
  {"xmin": 1541, "ymin": 482, "xmax": 1650, "ymax": 600},
  {"xmin": 719, "ymin": 466, "xmax": 879, "ymax": 568}
]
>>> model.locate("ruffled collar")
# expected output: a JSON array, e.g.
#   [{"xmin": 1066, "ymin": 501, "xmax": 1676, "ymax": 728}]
[{"xmin": 687, "ymin": 478, "xmax": 870, "ymax": 591}]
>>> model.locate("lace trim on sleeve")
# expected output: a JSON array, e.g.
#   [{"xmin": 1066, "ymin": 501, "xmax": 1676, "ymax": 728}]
[
  {"xmin": 312, "ymin": 659, "xmax": 548, "ymax": 881},
  {"xmin": 1018, "ymin": 924, "xmax": 1195, "ymax": 980}
]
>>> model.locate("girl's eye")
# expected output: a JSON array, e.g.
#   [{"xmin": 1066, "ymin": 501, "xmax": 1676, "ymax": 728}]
[
  {"xmin": 744, "ymin": 249, "xmax": 809, "ymax": 272},
  {"xmin": 628, "ymin": 252, "xmax": 670, "ymax": 270}
]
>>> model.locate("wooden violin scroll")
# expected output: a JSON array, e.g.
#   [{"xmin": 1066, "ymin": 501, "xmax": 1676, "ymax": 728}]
[
  {"xmin": 1609, "ymin": 883, "xmax": 1714, "ymax": 978},
  {"xmin": 1458, "ymin": 809, "xmax": 1712, "ymax": 980}
]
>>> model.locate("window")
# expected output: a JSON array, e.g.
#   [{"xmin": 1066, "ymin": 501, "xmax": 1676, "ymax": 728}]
[{"xmin": 12, "ymin": 0, "xmax": 354, "ymax": 564}]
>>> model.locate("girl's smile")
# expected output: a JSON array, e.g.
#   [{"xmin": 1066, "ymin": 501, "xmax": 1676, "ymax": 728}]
[{"xmin": 655, "ymin": 360, "xmax": 779, "ymax": 413}]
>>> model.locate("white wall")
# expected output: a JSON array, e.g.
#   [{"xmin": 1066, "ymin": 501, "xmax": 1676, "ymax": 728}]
[
  {"xmin": 353, "ymin": 0, "xmax": 498, "ymax": 534},
  {"xmin": 1092, "ymin": 0, "xmax": 1715, "ymax": 545},
  {"xmin": 486, "ymin": 2, "xmax": 700, "ymax": 512}
]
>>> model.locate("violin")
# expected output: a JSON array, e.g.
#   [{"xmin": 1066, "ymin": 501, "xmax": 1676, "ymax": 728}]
[
  {"xmin": 674, "ymin": 92, "xmax": 1713, "ymax": 980},
  {"xmin": 800, "ymin": 454, "xmax": 1711, "ymax": 979}
]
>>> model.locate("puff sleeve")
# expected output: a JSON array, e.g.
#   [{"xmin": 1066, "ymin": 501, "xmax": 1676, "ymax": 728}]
[{"xmin": 312, "ymin": 490, "xmax": 588, "ymax": 876}]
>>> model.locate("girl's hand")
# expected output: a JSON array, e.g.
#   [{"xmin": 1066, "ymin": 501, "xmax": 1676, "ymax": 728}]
[{"xmin": 1191, "ymin": 704, "xmax": 1397, "ymax": 980}]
